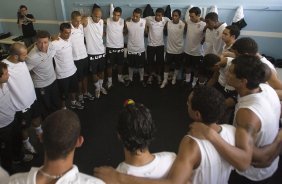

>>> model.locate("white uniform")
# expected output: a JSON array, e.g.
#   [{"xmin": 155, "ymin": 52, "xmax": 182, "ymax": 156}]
[
  {"xmin": 52, "ymin": 38, "xmax": 77, "ymax": 79},
  {"xmin": 2, "ymin": 59, "xmax": 36, "ymax": 111},
  {"xmin": 184, "ymin": 19, "xmax": 206, "ymax": 56},
  {"xmin": 218, "ymin": 57, "xmax": 235, "ymax": 91},
  {"xmin": 146, "ymin": 16, "xmax": 169, "ymax": 47},
  {"xmin": 84, "ymin": 17, "xmax": 105, "ymax": 55},
  {"xmin": 116, "ymin": 152, "xmax": 176, "ymax": 179},
  {"xmin": 26, "ymin": 43, "xmax": 57, "ymax": 88},
  {"xmin": 106, "ymin": 17, "xmax": 124, "ymax": 49},
  {"xmin": 9, "ymin": 165, "xmax": 105, "ymax": 184},
  {"xmin": 0, "ymin": 167, "xmax": 9, "ymax": 184},
  {"xmin": 234, "ymin": 83, "xmax": 280, "ymax": 181},
  {"xmin": 0, "ymin": 83, "xmax": 15, "ymax": 128},
  {"xmin": 166, "ymin": 20, "xmax": 185, "ymax": 54},
  {"xmin": 70, "ymin": 24, "xmax": 88, "ymax": 61},
  {"xmin": 204, "ymin": 23, "xmax": 227, "ymax": 55},
  {"xmin": 126, "ymin": 19, "xmax": 146, "ymax": 53},
  {"xmin": 188, "ymin": 124, "xmax": 236, "ymax": 184},
  {"xmin": 260, "ymin": 57, "xmax": 276, "ymax": 74}
]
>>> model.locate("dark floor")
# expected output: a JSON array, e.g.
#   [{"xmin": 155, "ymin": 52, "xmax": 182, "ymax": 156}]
[{"xmin": 17, "ymin": 78, "xmax": 282, "ymax": 183}]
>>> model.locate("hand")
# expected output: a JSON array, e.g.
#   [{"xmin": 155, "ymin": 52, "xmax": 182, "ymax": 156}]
[
  {"xmin": 94, "ymin": 166, "xmax": 120, "ymax": 184},
  {"xmin": 188, "ymin": 122, "xmax": 211, "ymax": 140}
]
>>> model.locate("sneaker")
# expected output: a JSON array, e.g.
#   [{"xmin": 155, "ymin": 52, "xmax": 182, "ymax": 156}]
[
  {"xmin": 95, "ymin": 89, "xmax": 100, "ymax": 99},
  {"xmin": 192, "ymin": 79, "xmax": 198, "ymax": 88},
  {"xmin": 147, "ymin": 76, "xmax": 153, "ymax": 85},
  {"xmin": 172, "ymin": 78, "xmax": 176, "ymax": 85},
  {"xmin": 160, "ymin": 80, "xmax": 167, "ymax": 88},
  {"xmin": 70, "ymin": 101, "xmax": 84, "ymax": 110},
  {"xmin": 78, "ymin": 95, "xmax": 85, "ymax": 104},
  {"xmin": 83, "ymin": 92, "xmax": 94, "ymax": 101},
  {"xmin": 100, "ymin": 87, "xmax": 108, "ymax": 95},
  {"xmin": 23, "ymin": 141, "xmax": 37, "ymax": 154}
]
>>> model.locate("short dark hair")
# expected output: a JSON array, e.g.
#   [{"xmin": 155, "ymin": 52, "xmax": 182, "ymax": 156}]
[
  {"xmin": 117, "ymin": 102, "xmax": 155, "ymax": 153},
  {"xmin": 133, "ymin": 8, "xmax": 142, "ymax": 15},
  {"xmin": 71, "ymin": 11, "xmax": 81, "ymax": 20},
  {"xmin": 92, "ymin": 4, "xmax": 101, "ymax": 13},
  {"xmin": 42, "ymin": 110, "xmax": 81, "ymax": 160},
  {"xmin": 0, "ymin": 62, "xmax": 8, "ymax": 78},
  {"xmin": 19, "ymin": 5, "xmax": 27, "ymax": 10},
  {"xmin": 114, "ymin": 7, "xmax": 122, "ymax": 14},
  {"xmin": 156, "ymin": 8, "xmax": 164, "ymax": 15},
  {"xmin": 231, "ymin": 37, "xmax": 258, "ymax": 55},
  {"xmin": 36, "ymin": 30, "xmax": 50, "ymax": 40},
  {"xmin": 203, "ymin": 54, "xmax": 221, "ymax": 69},
  {"xmin": 9, "ymin": 43, "xmax": 26, "ymax": 56},
  {"xmin": 190, "ymin": 86, "xmax": 225, "ymax": 124},
  {"xmin": 172, "ymin": 9, "xmax": 181, "ymax": 17},
  {"xmin": 205, "ymin": 12, "xmax": 218, "ymax": 22},
  {"xmin": 189, "ymin": 7, "xmax": 201, "ymax": 16},
  {"xmin": 232, "ymin": 55, "xmax": 269, "ymax": 89},
  {"xmin": 225, "ymin": 25, "xmax": 240, "ymax": 39},
  {"xmin": 60, "ymin": 22, "xmax": 71, "ymax": 32}
]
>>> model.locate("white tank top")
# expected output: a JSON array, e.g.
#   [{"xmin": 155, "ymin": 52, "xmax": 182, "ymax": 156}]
[
  {"xmin": 218, "ymin": 57, "xmax": 235, "ymax": 91},
  {"xmin": 106, "ymin": 17, "xmax": 124, "ymax": 48},
  {"xmin": 188, "ymin": 124, "xmax": 236, "ymax": 184},
  {"xmin": 70, "ymin": 24, "xmax": 88, "ymax": 60},
  {"xmin": 234, "ymin": 83, "xmax": 280, "ymax": 181},
  {"xmin": 126, "ymin": 18, "xmax": 146, "ymax": 53},
  {"xmin": 84, "ymin": 17, "xmax": 105, "ymax": 55},
  {"xmin": 146, "ymin": 16, "xmax": 169, "ymax": 47},
  {"xmin": 184, "ymin": 19, "xmax": 206, "ymax": 56},
  {"xmin": 166, "ymin": 20, "xmax": 185, "ymax": 54}
]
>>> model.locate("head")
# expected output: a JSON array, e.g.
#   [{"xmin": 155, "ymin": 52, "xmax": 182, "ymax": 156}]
[
  {"xmin": 222, "ymin": 25, "xmax": 240, "ymax": 44},
  {"xmin": 0, "ymin": 62, "xmax": 9, "ymax": 84},
  {"xmin": 231, "ymin": 37, "xmax": 258, "ymax": 56},
  {"xmin": 9, "ymin": 43, "xmax": 28, "ymax": 62},
  {"xmin": 42, "ymin": 109, "xmax": 83, "ymax": 160},
  {"xmin": 59, "ymin": 23, "xmax": 71, "ymax": 40},
  {"xmin": 71, "ymin": 11, "xmax": 82, "ymax": 28},
  {"xmin": 132, "ymin": 8, "xmax": 142, "ymax": 23},
  {"xmin": 91, "ymin": 8, "xmax": 102, "ymax": 23},
  {"xmin": 113, "ymin": 7, "xmax": 122, "ymax": 22},
  {"xmin": 172, "ymin": 9, "xmax": 181, "ymax": 23},
  {"xmin": 188, "ymin": 86, "xmax": 225, "ymax": 124},
  {"xmin": 205, "ymin": 12, "xmax": 218, "ymax": 29},
  {"xmin": 117, "ymin": 99, "xmax": 155, "ymax": 154},
  {"xmin": 226, "ymin": 55, "xmax": 269, "ymax": 90},
  {"xmin": 19, "ymin": 5, "xmax": 28, "ymax": 16},
  {"xmin": 203, "ymin": 54, "xmax": 221, "ymax": 72},
  {"xmin": 155, "ymin": 8, "xmax": 164, "ymax": 22},
  {"xmin": 36, "ymin": 30, "xmax": 50, "ymax": 53},
  {"xmin": 189, "ymin": 7, "xmax": 201, "ymax": 23}
]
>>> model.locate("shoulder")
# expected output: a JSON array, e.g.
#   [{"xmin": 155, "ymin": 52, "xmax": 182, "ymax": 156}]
[
  {"xmin": 77, "ymin": 172, "xmax": 105, "ymax": 184},
  {"xmin": 9, "ymin": 172, "xmax": 29, "ymax": 184}
]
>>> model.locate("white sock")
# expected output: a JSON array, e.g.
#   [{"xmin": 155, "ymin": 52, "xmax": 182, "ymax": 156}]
[
  {"xmin": 185, "ymin": 73, "xmax": 191, "ymax": 82},
  {"xmin": 173, "ymin": 70, "xmax": 179, "ymax": 80},
  {"xmin": 108, "ymin": 77, "xmax": 112, "ymax": 83},
  {"xmin": 128, "ymin": 67, "xmax": 134, "ymax": 81},
  {"xmin": 163, "ymin": 72, "xmax": 169, "ymax": 82},
  {"xmin": 118, "ymin": 74, "xmax": 123, "ymax": 80},
  {"xmin": 34, "ymin": 125, "xmax": 43, "ymax": 136},
  {"xmin": 139, "ymin": 68, "xmax": 144, "ymax": 81},
  {"xmin": 99, "ymin": 79, "xmax": 104, "ymax": 88},
  {"xmin": 94, "ymin": 81, "xmax": 100, "ymax": 90},
  {"xmin": 22, "ymin": 137, "xmax": 30, "ymax": 144}
]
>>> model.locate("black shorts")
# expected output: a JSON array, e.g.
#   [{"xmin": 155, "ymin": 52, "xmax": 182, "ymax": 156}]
[
  {"xmin": 57, "ymin": 73, "xmax": 79, "ymax": 100},
  {"xmin": 89, "ymin": 54, "xmax": 106, "ymax": 74},
  {"xmin": 146, "ymin": 45, "xmax": 164, "ymax": 65},
  {"xmin": 74, "ymin": 57, "xmax": 89, "ymax": 80},
  {"xmin": 127, "ymin": 51, "xmax": 145, "ymax": 68},
  {"xmin": 214, "ymin": 82, "xmax": 237, "ymax": 101},
  {"xmin": 165, "ymin": 52, "xmax": 183, "ymax": 68},
  {"xmin": 106, "ymin": 47, "xmax": 124, "ymax": 66},
  {"xmin": 184, "ymin": 53, "xmax": 203, "ymax": 69}
]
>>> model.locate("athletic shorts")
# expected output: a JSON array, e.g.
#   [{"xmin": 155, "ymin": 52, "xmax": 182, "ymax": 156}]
[
  {"xmin": 106, "ymin": 47, "xmax": 124, "ymax": 66},
  {"xmin": 89, "ymin": 54, "xmax": 106, "ymax": 74},
  {"xmin": 184, "ymin": 53, "xmax": 203, "ymax": 69},
  {"xmin": 74, "ymin": 57, "xmax": 89, "ymax": 80},
  {"xmin": 146, "ymin": 45, "xmax": 164, "ymax": 65},
  {"xmin": 57, "ymin": 73, "xmax": 79, "ymax": 101},
  {"xmin": 127, "ymin": 51, "xmax": 145, "ymax": 68},
  {"xmin": 165, "ymin": 52, "xmax": 183, "ymax": 68}
]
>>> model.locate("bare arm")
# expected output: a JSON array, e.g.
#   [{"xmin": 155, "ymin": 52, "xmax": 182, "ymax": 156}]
[{"xmin": 206, "ymin": 71, "xmax": 219, "ymax": 87}]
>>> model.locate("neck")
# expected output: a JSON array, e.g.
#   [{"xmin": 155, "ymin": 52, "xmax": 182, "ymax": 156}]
[
  {"xmin": 237, "ymin": 87, "xmax": 261, "ymax": 97},
  {"xmin": 7, "ymin": 56, "xmax": 20, "ymax": 64},
  {"xmin": 208, "ymin": 123, "xmax": 222, "ymax": 133},
  {"xmin": 124, "ymin": 148, "xmax": 155, "ymax": 166},
  {"xmin": 225, "ymin": 40, "xmax": 235, "ymax": 48},
  {"xmin": 173, "ymin": 20, "xmax": 179, "ymax": 24},
  {"xmin": 214, "ymin": 22, "xmax": 222, "ymax": 29}
]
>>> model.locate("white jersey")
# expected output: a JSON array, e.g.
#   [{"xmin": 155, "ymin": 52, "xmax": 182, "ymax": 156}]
[
  {"xmin": 146, "ymin": 16, "xmax": 169, "ymax": 47},
  {"xmin": 9, "ymin": 165, "xmax": 105, "ymax": 184},
  {"xmin": 116, "ymin": 152, "xmax": 176, "ymax": 179},
  {"xmin": 26, "ymin": 43, "xmax": 56, "ymax": 88},
  {"xmin": 52, "ymin": 38, "xmax": 77, "ymax": 79},
  {"xmin": 204, "ymin": 23, "xmax": 227, "ymax": 55},
  {"xmin": 189, "ymin": 124, "xmax": 236, "ymax": 184},
  {"xmin": 70, "ymin": 24, "xmax": 88, "ymax": 60},
  {"xmin": 166, "ymin": 20, "xmax": 185, "ymax": 54},
  {"xmin": 0, "ymin": 83, "xmax": 15, "ymax": 128},
  {"xmin": 106, "ymin": 17, "xmax": 124, "ymax": 48},
  {"xmin": 260, "ymin": 57, "xmax": 276, "ymax": 74},
  {"xmin": 0, "ymin": 167, "xmax": 9, "ymax": 184},
  {"xmin": 184, "ymin": 19, "xmax": 206, "ymax": 56},
  {"xmin": 126, "ymin": 18, "xmax": 146, "ymax": 53},
  {"xmin": 2, "ymin": 59, "xmax": 36, "ymax": 111},
  {"xmin": 234, "ymin": 83, "xmax": 280, "ymax": 181},
  {"xmin": 84, "ymin": 17, "xmax": 105, "ymax": 55},
  {"xmin": 218, "ymin": 57, "xmax": 235, "ymax": 91}
]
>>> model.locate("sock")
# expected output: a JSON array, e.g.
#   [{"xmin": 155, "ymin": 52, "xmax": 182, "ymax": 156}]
[
  {"xmin": 118, "ymin": 74, "xmax": 123, "ymax": 80},
  {"xmin": 173, "ymin": 70, "xmax": 179, "ymax": 80},
  {"xmin": 94, "ymin": 81, "xmax": 100, "ymax": 90},
  {"xmin": 139, "ymin": 68, "xmax": 144, "ymax": 81},
  {"xmin": 185, "ymin": 73, "xmax": 191, "ymax": 82},
  {"xmin": 34, "ymin": 125, "xmax": 43, "ymax": 136},
  {"xmin": 128, "ymin": 67, "xmax": 133, "ymax": 81},
  {"xmin": 22, "ymin": 137, "xmax": 29, "ymax": 144},
  {"xmin": 99, "ymin": 79, "xmax": 104, "ymax": 88},
  {"xmin": 108, "ymin": 77, "xmax": 112, "ymax": 83},
  {"xmin": 163, "ymin": 72, "xmax": 169, "ymax": 82}
]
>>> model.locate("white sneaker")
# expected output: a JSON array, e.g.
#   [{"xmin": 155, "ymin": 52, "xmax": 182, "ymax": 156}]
[
  {"xmin": 107, "ymin": 82, "xmax": 113, "ymax": 89},
  {"xmin": 83, "ymin": 92, "xmax": 95, "ymax": 101},
  {"xmin": 70, "ymin": 101, "xmax": 84, "ymax": 110},
  {"xmin": 95, "ymin": 89, "xmax": 100, "ymax": 99},
  {"xmin": 101, "ymin": 87, "xmax": 108, "ymax": 95},
  {"xmin": 192, "ymin": 79, "xmax": 198, "ymax": 88},
  {"xmin": 24, "ymin": 141, "xmax": 37, "ymax": 154},
  {"xmin": 160, "ymin": 80, "xmax": 168, "ymax": 89},
  {"xmin": 78, "ymin": 94, "xmax": 84, "ymax": 104}
]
